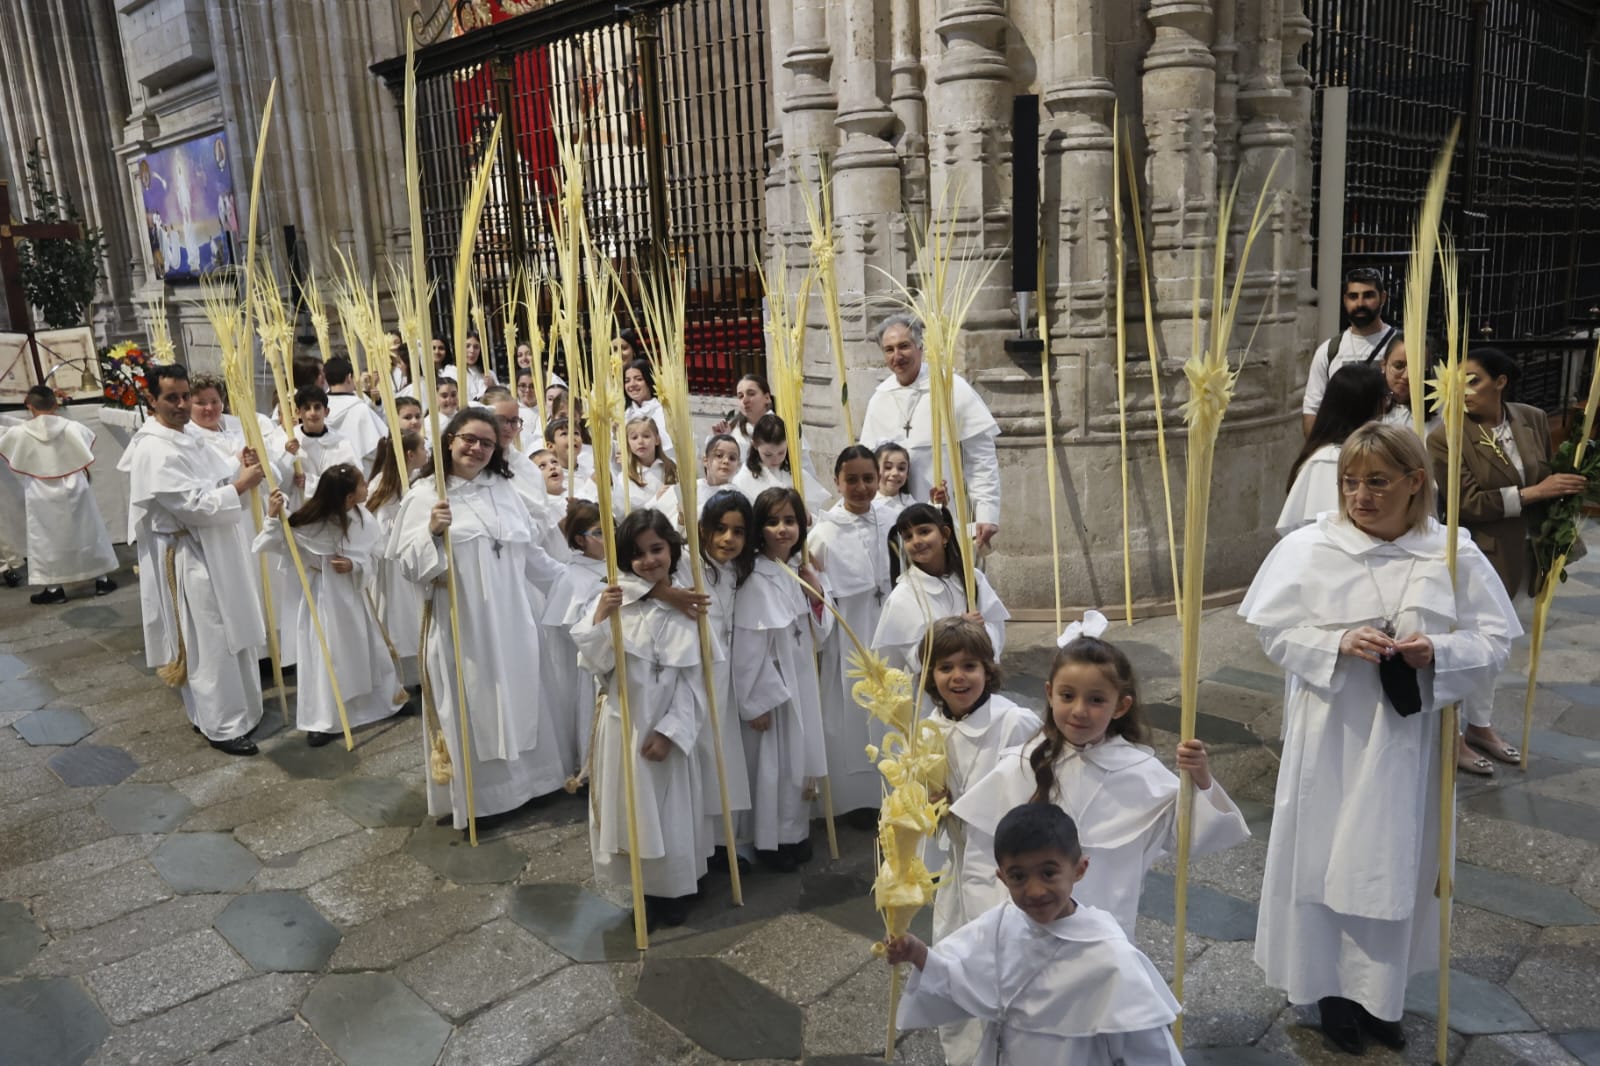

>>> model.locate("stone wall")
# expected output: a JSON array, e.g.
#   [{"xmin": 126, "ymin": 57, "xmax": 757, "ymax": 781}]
[{"xmin": 765, "ymin": 0, "xmax": 1315, "ymax": 610}]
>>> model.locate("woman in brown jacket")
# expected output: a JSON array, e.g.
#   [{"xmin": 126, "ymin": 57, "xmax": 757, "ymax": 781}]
[{"xmin": 1427, "ymin": 347, "xmax": 1588, "ymax": 775}]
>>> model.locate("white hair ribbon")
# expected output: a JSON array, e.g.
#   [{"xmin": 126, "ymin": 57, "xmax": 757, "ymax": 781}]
[{"xmin": 1057, "ymin": 609, "xmax": 1110, "ymax": 648}]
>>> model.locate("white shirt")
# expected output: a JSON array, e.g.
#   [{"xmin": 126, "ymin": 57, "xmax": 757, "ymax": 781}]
[{"xmin": 1303, "ymin": 324, "xmax": 1398, "ymax": 415}]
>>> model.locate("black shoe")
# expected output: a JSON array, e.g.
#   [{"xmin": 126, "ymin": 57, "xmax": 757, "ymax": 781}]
[
  {"xmin": 789, "ymin": 837, "xmax": 815, "ymax": 864},
  {"xmin": 30, "ymin": 586, "xmax": 66, "ymax": 605},
  {"xmin": 395, "ymin": 699, "xmax": 421, "ymax": 718},
  {"xmin": 95, "ymin": 576, "xmax": 117, "ymax": 596},
  {"xmin": 192, "ymin": 725, "xmax": 202, "ymax": 735},
  {"xmin": 1318, "ymin": 997, "xmax": 1366, "ymax": 1055},
  {"xmin": 209, "ymin": 735, "xmax": 259, "ymax": 757},
  {"xmin": 841, "ymin": 808, "xmax": 879, "ymax": 831},
  {"xmin": 755, "ymin": 847, "xmax": 798, "ymax": 873},
  {"xmin": 643, "ymin": 894, "xmax": 690, "ymax": 930},
  {"xmin": 1356, "ymin": 1005, "xmax": 1406, "ymax": 1050},
  {"xmin": 710, "ymin": 845, "xmax": 753, "ymax": 875},
  {"xmin": 1, "ymin": 568, "xmax": 20, "ymax": 588},
  {"xmin": 306, "ymin": 731, "xmax": 338, "ymax": 747}
]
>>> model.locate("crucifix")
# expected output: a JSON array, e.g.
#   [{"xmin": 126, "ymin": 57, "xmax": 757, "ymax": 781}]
[{"xmin": 0, "ymin": 178, "xmax": 86, "ymax": 383}]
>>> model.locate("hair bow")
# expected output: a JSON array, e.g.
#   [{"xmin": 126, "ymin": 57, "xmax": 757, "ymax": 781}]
[{"xmin": 1057, "ymin": 609, "xmax": 1110, "ymax": 648}]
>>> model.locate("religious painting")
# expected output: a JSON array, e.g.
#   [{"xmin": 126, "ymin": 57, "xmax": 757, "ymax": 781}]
[
  {"xmin": 137, "ymin": 131, "xmax": 238, "ymax": 282},
  {"xmin": 0, "ymin": 327, "xmax": 98, "ymax": 403},
  {"xmin": 0, "ymin": 333, "xmax": 34, "ymax": 404}
]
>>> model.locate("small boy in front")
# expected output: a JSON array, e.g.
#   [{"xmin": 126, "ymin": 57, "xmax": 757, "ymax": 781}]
[{"xmin": 885, "ymin": 804, "xmax": 1184, "ymax": 1065}]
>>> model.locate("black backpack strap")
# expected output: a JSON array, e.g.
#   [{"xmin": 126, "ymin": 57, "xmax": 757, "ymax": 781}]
[
  {"xmin": 1361, "ymin": 326, "xmax": 1398, "ymax": 364},
  {"xmin": 1322, "ymin": 332, "xmax": 1342, "ymax": 370}
]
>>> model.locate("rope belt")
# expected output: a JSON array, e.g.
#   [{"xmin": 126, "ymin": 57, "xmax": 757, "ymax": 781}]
[
  {"xmin": 156, "ymin": 531, "xmax": 191, "ymax": 688},
  {"xmin": 418, "ymin": 588, "xmax": 453, "ymax": 785}
]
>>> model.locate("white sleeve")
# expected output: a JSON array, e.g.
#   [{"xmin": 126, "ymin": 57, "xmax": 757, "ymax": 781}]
[
  {"xmin": 1302, "ymin": 338, "xmax": 1333, "ymax": 415},
  {"xmin": 962, "ymin": 431, "xmax": 1001, "ymax": 527},
  {"xmin": 1499, "ymin": 486, "xmax": 1523, "ymax": 518}
]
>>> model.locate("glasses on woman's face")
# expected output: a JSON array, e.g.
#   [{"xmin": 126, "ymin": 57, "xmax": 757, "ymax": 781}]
[
  {"xmin": 581, "ymin": 528, "xmax": 604, "ymax": 540},
  {"xmin": 452, "ymin": 433, "xmax": 496, "ymax": 453},
  {"xmin": 1341, "ymin": 473, "xmax": 1408, "ymax": 496},
  {"xmin": 501, "ymin": 416, "xmax": 523, "ymax": 428}
]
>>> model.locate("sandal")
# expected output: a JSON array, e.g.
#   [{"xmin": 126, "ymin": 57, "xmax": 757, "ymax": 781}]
[
  {"xmin": 1465, "ymin": 733, "xmax": 1521, "ymax": 765},
  {"xmin": 1456, "ymin": 749, "xmax": 1495, "ymax": 776}
]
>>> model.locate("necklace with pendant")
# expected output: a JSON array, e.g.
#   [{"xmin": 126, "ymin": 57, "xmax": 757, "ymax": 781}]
[
  {"xmin": 1477, "ymin": 422, "xmax": 1508, "ymax": 466},
  {"xmin": 454, "ymin": 485, "xmax": 507, "ymax": 558}
]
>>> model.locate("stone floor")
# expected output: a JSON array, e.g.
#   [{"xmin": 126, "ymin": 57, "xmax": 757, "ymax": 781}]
[{"xmin": 2, "ymin": 547, "xmax": 1599, "ymax": 1066}]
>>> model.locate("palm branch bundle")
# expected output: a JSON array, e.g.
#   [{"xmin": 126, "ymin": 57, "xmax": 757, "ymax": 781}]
[
  {"xmin": 1403, "ymin": 126, "xmax": 1459, "ymax": 437},
  {"xmin": 798, "ymin": 155, "xmax": 854, "ymax": 435}
]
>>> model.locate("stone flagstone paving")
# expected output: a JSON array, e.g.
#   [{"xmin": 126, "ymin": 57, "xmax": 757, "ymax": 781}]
[{"xmin": 2, "ymin": 547, "xmax": 1599, "ymax": 1064}]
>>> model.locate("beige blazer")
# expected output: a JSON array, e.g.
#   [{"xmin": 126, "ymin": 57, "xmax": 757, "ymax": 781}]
[{"xmin": 1427, "ymin": 401, "xmax": 1577, "ymax": 598}]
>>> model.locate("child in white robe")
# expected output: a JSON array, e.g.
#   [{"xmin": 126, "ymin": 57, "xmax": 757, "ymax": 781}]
[
  {"xmin": 528, "ymin": 449, "xmax": 576, "ymax": 559},
  {"xmin": 733, "ymin": 486, "xmax": 832, "ymax": 872},
  {"xmin": 886, "ymin": 803, "xmax": 1184, "ymax": 1066},
  {"xmin": 573, "ymin": 507, "xmax": 714, "ymax": 929},
  {"xmin": 873, "ymin": 441, "xmax": 916, "ymax": 524},
  {"xmin": 256, "ymin": 466, "xmax": 407, "ymax": 745},
  {"xmin": 807, "ymin": 446, "xmax": 895, "ymax": 819},
  {"xmin": 921, "ymin": 617, "xmax": 1042, "ymax": 1066},
  {"xmin": 951, "ymin": 613, "xmax": 1250, "ymax": 939},
  {"xmin": 390, "ymin": 410, "xmax": 567, "ymax": 829},
  {"xmin": 616, "ymin": 414, "xmax": 679, "ymax": 519},
  {"xmin": 289, "ymin": 386, "xmax": 359, "ymax": 503},
  {"xmin": 545, "ymin": 416, "xmax": 597, "ymax": 499},
  {"xmin": 695, "ymin": 490, "xmax": 756, "ymax": 860},
  {"xmin": 872, "ymin": 502, "xmax": 1009, "ymax": 692},
  {"xmin": 538, "ymin": 498, "xmax": 610, "ymax": 780},
  {"xmin": 730, "ymin": 413, "xmax": 831, "ymax": 511},
  {"xmin": 366, "ymin": 430, "xmax": 429, "ymax": 686},
  {"xmin": 696, "ymin": 434, "xmax": 741, "ymax": 518},
  {"xmin": 622, "ymin": 357, "xmax": 675, "ymax": 459},
  {"xmin": 0, "ymin": 386, "xmax": 119, "ymax": 603}
]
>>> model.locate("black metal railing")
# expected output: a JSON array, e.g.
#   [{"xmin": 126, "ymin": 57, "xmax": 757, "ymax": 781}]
[
  {"xmin": 1307, "ymin": 0, "xmax": 1600, "ymax": 386},
  {"xmin": 373, "ymin": 0, "xmax": 769, "ymax": 396}
]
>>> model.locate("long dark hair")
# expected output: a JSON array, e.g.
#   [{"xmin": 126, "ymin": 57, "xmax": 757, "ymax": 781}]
[
  {"xmin": 624, "ymin": 357, "xmax": 656, "ymax": 406},
  {"xmin": 1288, "ymin": 364, "xmax": 1385, "ymax": 490},
  {"xmin": 617, "ymin": 506, "xmax": 683, "ymax": 577},
  {"xmin": 752, "ymin": 486, "xmax": 807, "ymax": 562},
  {"xmin": 745, "ymin": 412, "xmax": 791, "ymax": 477},
  {"xmin": 888, "ymin": 502, "xmax": 963, "ymax": 582},
  {"xmin": 700, "ymin": 489, "xmax": 755, "ymax": 586},
  {"xmin": 367, "ymin": 430, "xmax": 425, "ymax": 515},
  {"xmin": 1028, "ymin": 637, "xmax": 1148, "ymax": 804},
  {"xmin": 1466, "ymin": 346, "xmax": 1519, "ymax": 403},
  {"xmin": 834, "ymin": 443, "xmax": 877, "ymax": 477},
  {"xmin": 442, "ymin": 410, "xmax": 512, "ymax": 479},
  {"xmin": 289, "ymin": 463, "xmax": 365, "ymax": 537}
]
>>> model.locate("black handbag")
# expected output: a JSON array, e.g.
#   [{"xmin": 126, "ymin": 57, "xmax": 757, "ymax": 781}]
[{"xmin": 1378, "ymin": 653, "xmax": 1423, "ymax": 717}]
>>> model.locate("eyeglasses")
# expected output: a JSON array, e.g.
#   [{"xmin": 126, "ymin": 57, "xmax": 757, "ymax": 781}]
[
  {"xmin": 452, "ymin": 433, "xmax": 496, "ymax": 452},
  {"xmin": 1340, "ymin": 473, "xmax": 1413, "ymax": 496},
  {"xmin": 580, "ymin": 528, "xmax": 604, "ymax": 539},
  {"xmin": 501, "ymin": 416, "xmax": 523, "ymax": 427}
]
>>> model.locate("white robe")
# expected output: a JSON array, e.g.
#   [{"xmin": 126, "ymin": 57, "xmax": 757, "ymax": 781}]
[
  {"xmin": 874, "ymin": 492, "xmax": 914, "ymax": 526},
  {"xmin": 1240, "ymin": 514, "xmax": 1519, "ymax": 1019},
  {"xmin": 292, "ymin": 428, "xmax": 360, "ymax": 503},
  {"xmin": 253, "ymin": 512, "xmax": 403, "ymax": 734},
  {"xmin": 873, "ymin": 566, "xmax": 1009, "ymax": 691},
  {"xmin": 625, "ymin": 398, "xmax": 675, "ymax": 459},
  {"xmin": 367, "ymin": 476, "xmax": 422, "ymax": 678},
  {"xmin": 693, "ymin": 559, "xmax": 754, "ymax": 841},
  {"xmin": 389, "ymin": 473, "xmax": 566, "ymax": 827},
  {"xmin": 325, "ymin": 393, "xmax": 389, "ymax": 472},
  {"xmin": 120, "ymin": 421, "xmax": 265, "ymax": 741},
  {"xmin": 0, "ymin": 415, "xmax": 118, "ymax": 585},
  {"xmin": 614, "ymin": 460, "xmax": 678, "ymax": 522},
  {"xmin": 696, "ymin": 478, "xmax": 740, "ymax": 516},
  {"xmin": 1276, "ymin": 444, "xmax": 1340, "ymax": 537},
  {"xmin": 807, "ymin": 503, "xmax": 895, "ymax": 814},
  {"xmin": 732, "ymin": 556, "xmax": 832, "ymax": 850},
  {"xmin": 573, "ymin": 575, "xmax": 714, "ymax": 898},
  {"xmin": 462, "ymin": 365, "xmax": 492, "ymax": 403},
  {"xmin": 539, "ymin": 553, "xmax": 611, "ymax": 777},
  {"xmin": 730, "ymin": 463, "xmax": 833, "ymax": 513},
  {"xmin": 951, "ymin": 736, "xmax": 1251, "ymax": 939},
  {"xmin": 859, "ymin": 364, "xmax": 1002, "ymax": 526},
  {"xmin": 897, "ymin": 901, "xmax": 1184, "ymax": 1066}
]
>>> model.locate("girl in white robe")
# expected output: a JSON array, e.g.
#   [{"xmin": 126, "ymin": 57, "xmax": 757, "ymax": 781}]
[
  {"xmin": 573, "ymin": 507, "xmax": 714, "ymax": 928},
  {"xmin": 255, "ymin": 467, "xmax": 406, "ymax": 744},
  {"xmin": 807, "ymin": 446, "xmax": 896, "ymax": 817},
  {"xmin": 733, "ymin": 486, "xmax": 832, "ymax": 870},
  {"xmin": 622, "ymin": 357, "xmax": 676, "ymax": 459},
  {"xmin": 389, "ymin": 410, "xmax": 567, "ymax": 829},
  {"xmin": 696, "ymin": 434, "xmax": 741, "ymax": 519},
  {"xmin": 872, "ymin": 502, "xmax": 1009, "ymax": 692},
  {"xmin": 873, "ymin": 441, "xmax": 916, "ymax": 524},
  {"xmin": 730, "ymin": 413, "xmax": 831, "ymax": 512},
  {"xmin": 366, "ymin": 430, "xmax": 430, "ymax": 686},
  {"xmin": 921, "ymin": 617, "xmax": 1041, "ymax": 1066},
  {"xmin": 694, "ymin": 490, "xmax": 756, "ymax": 856},
  {"xmin": 538, "ymin": 499, "xmax": 610, "ymax": 780},
  {"xmin": 1240, "ymin": 423, "xmax": 1518, "ymax": 1049},
  {"xmin": 615, "ymin": 415, "xmax": 679, "ymax": 519},
  {"xmin": 950, "ymin": 614, "xmax": 1250, "ymax": 940},
  {"xmin": 1276, "ymin": 365, "xmax": 1386, "ymax": 537}
]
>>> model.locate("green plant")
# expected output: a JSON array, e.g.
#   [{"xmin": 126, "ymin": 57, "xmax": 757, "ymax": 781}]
[
  {"xmin": 1532, "ymin": 435, "xmax": 1600, "ymax": 584},
  {"xmin": 16, "ymin": 141, "xmax": 104, "ymax": 329}
]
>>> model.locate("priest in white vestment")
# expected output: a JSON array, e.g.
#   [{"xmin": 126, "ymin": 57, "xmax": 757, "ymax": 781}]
[
  {"xmin": 1240, "ymin": 423, "xmax": 1518, "ymax": 1053},
  {"xmin": 0, "ymin": 387, "xmax": 119, "ymax": 602},
  {"xmin": 858, "ymin": 313, "xmax": 1002, "ymax": 548},
  {"xmin": 121, "ymin": 366, "xmax": 267, "ymax": 756}
]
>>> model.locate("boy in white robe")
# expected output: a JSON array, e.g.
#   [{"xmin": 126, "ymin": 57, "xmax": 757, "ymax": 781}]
[
  {"xmin": 323, "ymin": 357, "xmax": 388, "ymax": 470},
  {"xmin": 289, "ymin": 386, "xmax": 359, "ymax": 503},
  {"xmin": 887, "ymin": 803, "xmax": 1184, "ymax": 1066},
  {"xmin": 0, "ymin": 387, "xmax": 118, "ymax": 603},
  {"xmin": 121, "ymin": 366, "xmax": 267, "ymax": 756}
]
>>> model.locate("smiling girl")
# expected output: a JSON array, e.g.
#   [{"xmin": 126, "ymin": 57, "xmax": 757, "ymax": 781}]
[
  {"xmin": 617, "ymin": 413, "xmax": 680, "ymax": 520},
  {"xmin": 731, "ymin": 413, "xmax": 830, "ymax": 509},
  {"xmin": 950, "ymin": 612, "xmax": 1250, "ymax": 939},
  {"xmin": 693, "ymin": 490, "xmax": 756, "ymax": 861},
  {"xmin": 873, "ymin": 442, "xmax": 915, "ymax": 522},
  {"xmin": 733, "ymin": 487, "xmax": 831, "ymax": 872}
]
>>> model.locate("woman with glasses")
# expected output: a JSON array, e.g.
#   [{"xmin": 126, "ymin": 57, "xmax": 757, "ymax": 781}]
[
  {"xmin": 1277, "ymin": 365, "xmax": 1387, "ymax": 536},
  {"xmin": 389, "ymin": 409, "xmax": 567, "ymax": 832},
  {"xmin": 1426, "ymin": 347, "xmax": 1588, "ymax": 773},
  {"xmin": 1241, "ymin": 423, "xmax": 1518, "ymax": 1056}
]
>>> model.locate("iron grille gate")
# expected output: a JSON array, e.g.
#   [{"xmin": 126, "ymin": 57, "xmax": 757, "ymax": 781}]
[
  {"xmin": 1306, "ymin": 0, "xmax": 1600, "ymax": 410},
  {"xmin": 373, "ymin": 0, "xmax": 769, "ymax": 397}
]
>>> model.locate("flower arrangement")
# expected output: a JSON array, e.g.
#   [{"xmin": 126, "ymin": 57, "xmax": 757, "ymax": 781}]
[{"xmin": 98, "ymin": 341, "xmax": 149, "ymax": 411}]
